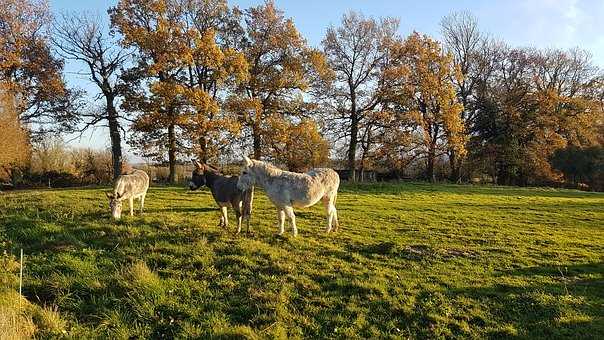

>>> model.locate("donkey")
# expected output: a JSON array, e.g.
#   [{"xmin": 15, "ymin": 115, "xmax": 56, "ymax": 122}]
[
  {"xmin": 189, "ymin": 161, "xmax": 254, "ymax": 234},
  {"xmin": 106, "ymin": 169, "xmax": 149, "ymax": 220},
  {"xmin": 237, "ymin": 156, "xmax": 340, "ymax": 237}
]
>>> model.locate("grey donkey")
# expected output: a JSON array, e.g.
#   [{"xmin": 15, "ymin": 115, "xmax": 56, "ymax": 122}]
[
  {"xmin": 106, "ymin": 169, "xmax": 150, "ymax": 220},
  {"xmin": 237, "ymin": 156, "xmax": 340, "ymax": 237},
  {"xmin": 189, "ymin": 161, "xmax": 254, "ymax": 234}
]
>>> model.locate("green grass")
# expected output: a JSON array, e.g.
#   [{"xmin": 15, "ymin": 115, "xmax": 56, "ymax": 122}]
[{"xmin": 1, "ymin": 182, "xmax": 603, "ymax": 338}]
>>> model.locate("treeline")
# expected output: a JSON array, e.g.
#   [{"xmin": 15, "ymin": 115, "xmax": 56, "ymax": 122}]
[{"xmin": 0, "ymin": 1, "xmax": 602, "ymax": 190}]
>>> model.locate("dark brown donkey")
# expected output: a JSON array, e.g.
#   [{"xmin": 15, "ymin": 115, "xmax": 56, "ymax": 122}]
[{"xmin": 189, "ymin": 161, "xmax": 254, "ymax": 234}]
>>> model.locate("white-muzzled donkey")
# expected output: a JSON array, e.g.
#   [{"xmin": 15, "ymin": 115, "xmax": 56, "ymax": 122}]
[
  {"xmin": 237, "ymin": 156, "xmax": 340, "ymax": 236},
  {"xmin": 106, "ymin": 169, "xmax": 149, "ymax": 220}
]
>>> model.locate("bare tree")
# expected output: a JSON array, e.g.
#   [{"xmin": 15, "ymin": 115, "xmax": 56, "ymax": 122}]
[
  {"xmin": 321, "ymin": 11, "xmax": 398, "ymax": 181},
  {"xmin": 53, "ymin": 12, "xmax": 130, "ymax": 179}
]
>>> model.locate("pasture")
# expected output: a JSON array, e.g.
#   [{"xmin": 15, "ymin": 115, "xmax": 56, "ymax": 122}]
[{"xmin": 1, "ymin": 183, "xmax": 603, "ymax": 338}]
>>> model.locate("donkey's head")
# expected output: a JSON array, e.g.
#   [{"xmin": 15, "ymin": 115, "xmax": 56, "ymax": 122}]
[
  {"xmin": 106, "ymin": 191, "xmax": 123, "ymax": 220},
  {"xmin": 237, "ymin": 156, "xmax": 256, "ymax": 191},
  {"xmin": 189, "ymin": 161, "xmax": 207, "ymax": 190},
  {"xmin": 189, "ymin": 161, "xmax": 220, "ymax": 190}
]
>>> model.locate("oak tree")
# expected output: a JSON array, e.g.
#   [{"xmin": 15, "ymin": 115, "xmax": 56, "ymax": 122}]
[
  {"xmin": 232, "ymin": 0, "xmax": 331, "ymax": 159},
  {"xmin": 0, "ymin": 0, "xmax": 79, "ymax": 134},
  {"xmin": 0, "ymin": 88, "xmax": 30, "ymax": 182},
  {"xmin": 264, "ymin": 117, "xmax": 330, "ymax": 172},
  {"xmin": 383, "ymin": 32, "xmax": 466, "ymax": 182}
]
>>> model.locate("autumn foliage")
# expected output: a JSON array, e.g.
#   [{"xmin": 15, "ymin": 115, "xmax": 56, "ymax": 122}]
[
  {"xmin": 0, "ymin": 1, "xmax": 601, "ymax": 189},
  {"xmin": 382, "ymin": 32, "xmax": 466, "ymax": 182},
  {"xmin": 264, "ymin": 118, "xmax": 330, "ymax": 172},
  {"xmin": 0, "ymin": 88, "xmax": 30, "ymax": 182}
]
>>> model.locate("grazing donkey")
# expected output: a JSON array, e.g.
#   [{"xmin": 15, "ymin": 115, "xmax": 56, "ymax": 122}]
[
  {"xmin": 106, "ymin": 169, "xmax": 149, "ymax": 220},
  {"xmin": 189, "ymin": 161, "xmax": 254, "ymax": 234},
  {"xmin": 237, "ymin": 156, "xmax": 340, "ymax": 237}
]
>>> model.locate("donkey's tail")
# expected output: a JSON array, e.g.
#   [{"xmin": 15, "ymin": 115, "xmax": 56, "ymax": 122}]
[{"xmin": 242, "ymin": 186, "xmax": 254, "ymax": 218}]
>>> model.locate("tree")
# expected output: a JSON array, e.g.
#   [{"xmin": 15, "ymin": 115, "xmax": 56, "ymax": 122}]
[
  {"xmin": 470, "ymin": 45, "xmax": 602, "ymax": 185},
  {"xmin": 0, "ymin": 88, "xmax": 30, "ymax": 182},
  {"xmin": 321, "ymin": 11, "xmax": 398, "ymax": 181},
  {"xmin": 178, "ymin": 0, "xmax": 248, "ymax": 162},
  {"xmin": 29, "ymin": 135, "xmax": 72, "ymax": 174},
  {"xmin": 383, "ymin": 32, "xmax": 466, "ymax": 182},
  {"xmin": 53, "ymin": 12, "xmax": 131, "ymax": 179},
  {"xmin": 264, "ymin": 118, "xmax": 330, "ymax": 172},
  {"xmin": 110, "ymin": 0, "xmax": 190, "ymax": 183},
  {"xmin": 231, "ymin": 0, "xmax": 331, "ymax": 159},
  {"xmin": 551, "ymin": 146, "xmax": 604, "ymax": 190},
  {"xmin": 111, "ymin": 0, "xmax": 249, "ymax": 181},
  {"xmin": 0, "ymin": 0, "xmax": 80, "ymax": 134},
  {"xmin": 440, "ymin": 11, "xmax": 485, "ymax": 181}
]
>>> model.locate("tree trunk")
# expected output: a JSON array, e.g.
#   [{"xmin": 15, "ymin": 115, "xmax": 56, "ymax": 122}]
[
  {"xmin": 427, "ymin": 144, "xmax": 436, "ymax": 183},
  {"xmin": 199, "ymin": 136, "xmax": 208, "ymax": 163},
  {"xmin": 449, "ymin": 149, "xmax": 460, "ymax": 183},
  {"xmin": 252, "ymin": 126, "xmax": 262, "ymax": 159},
  {"xmin": 168, "ymin": 122, "xmax": 177, "ymax": 183},
  {"xmin": 106, "ymin": 99, "xmax": 122, "ymax": 180},
  {"xmin": 348, "ymin": 111, "xmax": 358, "ymax": 182}
]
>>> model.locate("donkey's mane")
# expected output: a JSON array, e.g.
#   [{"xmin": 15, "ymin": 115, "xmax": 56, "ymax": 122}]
[{"xmin": 253, "ymin": 160, "xmax": 283, "ymax": 177}]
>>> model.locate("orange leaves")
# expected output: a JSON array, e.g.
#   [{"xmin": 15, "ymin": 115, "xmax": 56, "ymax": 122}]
[
  {"xmin": 0, "ymin": 0, "xmax": 73, "ymax": 129},
  {"xmin": 383, "ymin": 32, "xmax": 467, "ymax": 160},
  {"xmin": 192, "ymin": 29, "xmax": 223, "ymax": 68},
  {"xmin": 0, "ymin": 87, "xmax": 30, "ymax": 175},
  {"xmin": 111, "ymin": 0, "xmax": 189, "ymax": 75},
  {"xmin": 236, "ymin": 1, "xmax": 328, "ymax": 157},
  {"xmin": 226, "ymin": 97, "xmax": 263, "ymax": 125},
  {"xmin": 264, "ymin": 117, "xmax": 330, "ymax": 171},
  {"xmin": 111, "ymin": 0, "xmax": 252, "ymax": 162}
]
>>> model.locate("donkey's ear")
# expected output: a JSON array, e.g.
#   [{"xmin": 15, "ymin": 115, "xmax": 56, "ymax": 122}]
[{"xmin": 243, "ymin": 156, "xmax": 253, "ymax": 167}]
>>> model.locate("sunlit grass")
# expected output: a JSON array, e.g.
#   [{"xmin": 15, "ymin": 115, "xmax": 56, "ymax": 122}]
[{"xmin": 1, "ymin": 183, "xmax": 602, "ymax": 338}]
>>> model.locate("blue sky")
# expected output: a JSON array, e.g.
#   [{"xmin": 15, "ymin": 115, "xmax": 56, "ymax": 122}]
[{"xmin": 52, "ymin": 0, "xmax": 604, "ymax": 157}]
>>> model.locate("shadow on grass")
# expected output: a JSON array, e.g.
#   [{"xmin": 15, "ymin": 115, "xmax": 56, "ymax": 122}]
[
  {"xmin": 341, "ymin": 181, "xmax": 599, "ymax": 199},
  {"xmin": 346, "ymin": 241, "xmax": 437, "ymax": 262},
  {"xmin": 143, "ymin": 207, "xmax": 217, "ymax": 214},
  {"xmin": 451, "ymin": 262, "xmax": 604, "ymax": 338}
]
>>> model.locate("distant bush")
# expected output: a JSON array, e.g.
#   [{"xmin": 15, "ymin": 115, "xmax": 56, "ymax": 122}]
[
  {"xmin": 13, "ymin": 136, "xmax": 115, "ymax": 188},
  {"xmin": 551, "ymin": 146, "xmax": 604, "ymax": 191}
]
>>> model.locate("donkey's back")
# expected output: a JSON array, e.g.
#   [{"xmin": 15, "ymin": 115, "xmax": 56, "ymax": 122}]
[
  {"xmin": 114, "ymin": 169, "xmax": 149, "ymax": 198},
  {"xmin": 285, "ymin": 168, "xmax": 339, "ymax": 208}
]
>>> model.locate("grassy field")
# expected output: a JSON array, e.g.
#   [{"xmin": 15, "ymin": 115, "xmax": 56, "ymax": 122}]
[{"xmin": 1, "ymin": 182, "xmax": 603, "ymax": 339}]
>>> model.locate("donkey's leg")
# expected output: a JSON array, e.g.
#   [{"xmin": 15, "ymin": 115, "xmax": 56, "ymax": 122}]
[
  {"xmin": 329, "ymin": 192, "xmax": 339, "ymax": 232},
  {"xmin": 332, "ymin": 205, "xmax": 339, "ymax": 232},
  {"xmin": 322, "ymin": 196, "xmax": 333, "ymax": 233},
  {"xmin": 129, "ymin": 197, "xmax": 134, "ymax": 216},
  {"xmin": 234, "ymin": 202, "xmax": 243, "ymax": 234},
  {"xmin": 221, "ymin": 206, "xmax": 229, "ymax": 230},
  {"xmin": 284, "ymin": 206, "xmax": 297, "ymax": 237},
  {"xmin": 140, "ymin": 194, "xmax": 145, "ymax": 214},
  {"xmin": 277, "ymin": 209, "xmax": 285, "ymax": 235}
]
